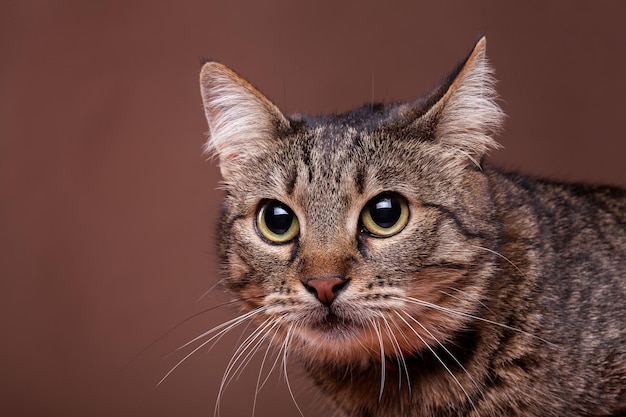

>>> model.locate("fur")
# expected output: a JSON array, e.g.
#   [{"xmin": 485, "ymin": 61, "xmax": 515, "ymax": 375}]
[{"xmin": 198, "ymin": 37, "xmax": 626, "ymax": 417}]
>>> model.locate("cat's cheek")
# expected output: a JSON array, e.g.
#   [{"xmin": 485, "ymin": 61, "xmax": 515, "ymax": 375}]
[
  {"xmin": 404, "ymin": 267, "xmax": 480, "ymax": 327},
  {"xmin": 222, "ymin": 251, "xmax": 268, "ymax": 306},
  {"xmin": 225, "ymin": 251, "xmax": 248, "ymax": 280}
]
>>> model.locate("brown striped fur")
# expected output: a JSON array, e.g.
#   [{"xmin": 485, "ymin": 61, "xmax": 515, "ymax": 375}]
[{"xmin": 199, "ymin": 37, "xmax": 626, "ymax": 416}]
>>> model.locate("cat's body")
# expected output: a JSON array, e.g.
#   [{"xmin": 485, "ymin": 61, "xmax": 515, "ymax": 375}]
[
  {"xmin": 199, "ymin": 37, "xmax": 626, "ymax": 416},
  {"xmin": 301, "ymin": 169, "xmax": 626, "ymax": 417}
]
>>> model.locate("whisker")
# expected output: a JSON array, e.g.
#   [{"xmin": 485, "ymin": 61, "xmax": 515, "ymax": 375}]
[
  {"xmin": 380, "ymin": 314, "xmax": 411, "ymax": 394},
  {"xmin": 394, "ymin": 311, "xmax": 477, "ymax": 412},
  {"xmin": 442, "ymin": 286, "xmax": 495, "ymax": 315},
  {"xmin": 253, "ymin": 325, "xmax": 283, "ymax": 416},
  {"xmin": 226, "ymin": 323, "xmax": 270, "ymax": 386},
  {"xmin": 234, "ymin": 320, "xmax": 283, "ymax": 384},
  {"xmin": 393, "ymin": 296, "xmax": 557, "ymax": 348},
  {"xmin": 282, "ymin": 324, "xmax": 305, "ymax": 417},
  {"xmin": 216, "ymin": 318, "xmax": 276, "ymax": 417},
  {"xmin": 470, "ymin": 244, "xmax": 525, "ymax": 278},
  {"xmin": 168, "ymin": 305, "xmax": 269, "ymax": 357},
  {"xmin": 386, "ymin": 317, "xmax": 415, "ymax": 396},
  {"xmin": 410, "ymin": 312, "xmax": 480, "ymax": 393},
  {"xmin": 194, "ymin": 278, "xmax": 226, "ymax": 304},
  {"xmin": 222, "ymin": 318, "xmax": 276, "ymax": 389},
  {"xmin": 167, "ymin": 316, "xmax": 250, "ymax": 364},
  {"xmin": 258, "ymin": 334, "xmax": 285, "ymax": 391},
  {"xmin": 121, "ymin": 298, "xmax": 252, "ymax": 373},
  {"xmin": 158, "ymin": 307, "xmax": 268, "ymax": 387},
  {"xmin": 370, "ymin": 319, "xmax": 386, "ymax": 400}
]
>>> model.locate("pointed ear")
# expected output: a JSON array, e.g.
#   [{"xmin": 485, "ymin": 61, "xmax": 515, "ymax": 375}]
[
  {"xmin": 425, "ymin": 36, "xmax": 504, "ymax": 166},
  {"xmin": 199, "ymin": 62, "xmax": 289, "ymax": 178}
]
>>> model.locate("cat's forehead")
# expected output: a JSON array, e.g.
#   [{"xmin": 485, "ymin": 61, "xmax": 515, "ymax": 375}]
[
  {"xmin": 289, "ymin": 122, "xmax": 363, "ymax": 192},
  {"xmin": 292, "ymin": 103, "xmax": 394, "ymax": 140},
  {"xmin": 306, "ymin": 124, "xmax": 362, "ymax": 158},
  {"xmin": 279, "ymin": 118, "xmax": 410, "ymax": 196}
]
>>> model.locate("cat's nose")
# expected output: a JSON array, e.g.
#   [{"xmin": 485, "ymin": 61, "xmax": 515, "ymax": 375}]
[{"xmin": 303, "ymin": 275, "xmax": 348, "ymax": 306}]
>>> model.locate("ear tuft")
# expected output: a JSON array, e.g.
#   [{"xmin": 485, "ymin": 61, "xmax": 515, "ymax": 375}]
[
  {"xmin": 199, "ymin": 62, "xmax": 289, "ymax": 178},
  {"xmin": 429, "ymin": 36, "xmax": 505, "ymax": 166}
]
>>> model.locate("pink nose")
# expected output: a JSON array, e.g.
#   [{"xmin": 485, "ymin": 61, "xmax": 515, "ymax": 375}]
[{"xmin": 303, "ymin": 276, "xmax": 348, "ymax": 306}]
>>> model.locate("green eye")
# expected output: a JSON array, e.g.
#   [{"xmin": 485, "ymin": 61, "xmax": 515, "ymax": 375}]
[
  {"xmin": 360, "ymin": 193, "xmax": 409, "ymax": 237},
  {"xmin": 256, "ymin": 200, "xmax": 300, "ymax": 243}
]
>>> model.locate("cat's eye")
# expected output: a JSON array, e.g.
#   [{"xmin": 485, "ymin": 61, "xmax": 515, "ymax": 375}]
[
  {"xmin": 360, "ymin": 193, "xmax": 409, "ymax": 237},
  {"xmin": 256, "ymin": 200, "xmax": 300, "ymax": 244}
]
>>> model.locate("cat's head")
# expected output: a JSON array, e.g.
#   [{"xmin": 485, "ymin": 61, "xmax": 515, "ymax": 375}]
[{"xmin": 200, "ymin": 37, "xmax": 504, "ymax": 366}]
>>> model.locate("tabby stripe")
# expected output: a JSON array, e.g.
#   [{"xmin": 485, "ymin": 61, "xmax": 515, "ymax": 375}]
[
  {"xmin": 422, "ymin": 202, "xmax": 490, "ymax": 240},
  {"xmin": 285, "ymin": 168, "xmax": 298, "ymax": 195},
  {"xmin": 225, "ymin": 213, "xmax": 246, "ymax": 231},
  {"xmin": 288, "ymin": 240, "xmax": 300, "ymax": 266},
  {"xmin": 355, "ymin": 166, "xmax": 366, "ymax": 194}
]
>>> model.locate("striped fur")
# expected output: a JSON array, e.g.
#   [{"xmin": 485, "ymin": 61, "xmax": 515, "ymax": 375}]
[{"xmin": 197, "ymin": 37, "xmax": 626, "ymax": 417}]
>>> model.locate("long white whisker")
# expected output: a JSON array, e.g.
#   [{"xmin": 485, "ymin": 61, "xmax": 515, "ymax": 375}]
[
  {"xmin": 379, "ymin": 315, "xmax": 406, "ymax": 392},
  {"xmin": 159, "ymin": 336, "xmax": 214, "ymax": 387},
  {"xmin": 229, "ymin": 314, "xmax": 259, "ymax": 355},
  {"xmin": 235, "ymin": 319, "xmax": 283, "ymax": 383},
  {"xmin": 219, "ymin": 317, "xmax": 276, "ymax": 396},
  {"xmin": 394, "ymin": 311, "xmax": 476, "ymax": 412},
  {"xmin": 259, "ymin": 334, "xmax": 285, "ymax": 390},
  {"xmin": 194, "ymin": 278, "xmax": 225, "ymax": 304},
  {"xmin": 370, "ymin": 319, "xmax": 386, "ymax": 401},
  {"xmin": 216, "ymin": 323, "xmax": 268, "ymax": 417},
  {"xmin": 158, "ymin": 307, "xmax": 268, "ymax": 387},
  {"xmin": 384, "ymin": 316, "xmax": 413, "ymax": 396},
  {"xmin": 282, "ymin": 324, "xmax": 305, "ymax": 417},
  {"xmin": 220, "ymin": 320, "xmax": 270, "ymax": 386},
  {"xmin": 173, "ymin": 306, "xmax": 269, "ymax": 355},
  {"xmin": 399, "ymin": 311, "xmax": 481, "ymax": 393},
  {"xmin": 213, "ymin": 311, "xmax": 272, "ymax": 417},
  {"xmin": 470, "ymin": 244, "xmax": 525, "ymax": 278},
  {"xmin": 393, "ymin": 296, "xmax": 556, "ymax": 348},
  {"xmin": 229, "ymin": 320, "xmax": 277, "ymax": 386},
  {"xmin": 252, "ymin": 323, "xmax": 283, "ymax": 417},
  {"xmin": 442, "ymin": 286, "xmax": 494, "ymax": 315}
]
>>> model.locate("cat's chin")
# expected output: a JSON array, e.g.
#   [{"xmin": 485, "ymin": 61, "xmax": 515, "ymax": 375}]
[{"xmin": 295, "ymin": 321, "xmax": 374, "ymax": 364}]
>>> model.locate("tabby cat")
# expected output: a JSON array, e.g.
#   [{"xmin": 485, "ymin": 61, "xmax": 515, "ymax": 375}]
[{"xmin": 198, "ymin": 37, "xmax": 626, "ymax": 416}]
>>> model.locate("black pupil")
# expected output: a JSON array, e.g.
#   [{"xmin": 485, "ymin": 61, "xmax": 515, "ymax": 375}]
[
  {"xmin": 369, "ymin": 196, "xmax": 400, "ymax": 229},
  {"xmin": 265, "ymin": 203, "xmax": 293, "ymax": 235}
]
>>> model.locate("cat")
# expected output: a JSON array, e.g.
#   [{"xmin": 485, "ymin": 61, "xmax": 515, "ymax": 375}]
[{"xmin": 198, "ymin": 37, "xmax": 626, "ymax": 417}]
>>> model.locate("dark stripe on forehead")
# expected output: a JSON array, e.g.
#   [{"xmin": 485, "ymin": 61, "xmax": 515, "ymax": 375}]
[
  {"xmin": 355, "ymin": 165, "xmax": 366, "ymax": 194},
  {"xmin": 300, "ymin": 141, "xmax": 314, "ymax": 184},
  {"xmin": 285, "ymin": 167, "xmax": 297, "ymax": 195}
]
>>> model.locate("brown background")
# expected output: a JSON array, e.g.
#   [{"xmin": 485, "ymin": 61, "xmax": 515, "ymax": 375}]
[{"xmin": 1, "ymin": 1, "xmax": 625, "ymax": 416}]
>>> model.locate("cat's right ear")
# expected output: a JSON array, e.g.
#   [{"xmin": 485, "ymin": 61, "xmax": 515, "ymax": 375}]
[{"xmin": 199, "ymin": 62, "xmax": 289, "ymax": 179}]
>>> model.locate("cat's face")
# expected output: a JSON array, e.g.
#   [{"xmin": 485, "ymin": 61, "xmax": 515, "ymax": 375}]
[{"xmin": 202, "ymin": 37, "xmax": 504, "ymax": 366}]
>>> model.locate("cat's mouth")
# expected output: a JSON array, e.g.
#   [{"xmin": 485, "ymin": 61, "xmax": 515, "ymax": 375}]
[
  {"xmin": 314, "ymin": 312, "xmax": 342, "ymax": 329},
  {"xmin": 310, "ymin": 311, "xmax": 357, "ymax": 333}
]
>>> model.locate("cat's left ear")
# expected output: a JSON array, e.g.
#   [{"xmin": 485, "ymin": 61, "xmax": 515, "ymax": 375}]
[
  {"xmin": 420, "ymin": 36, "xmax": 504, "ymax": 165},
  {"xmin": 199, "ymin": 61, "xmax": 289, "ymax": 179}
]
